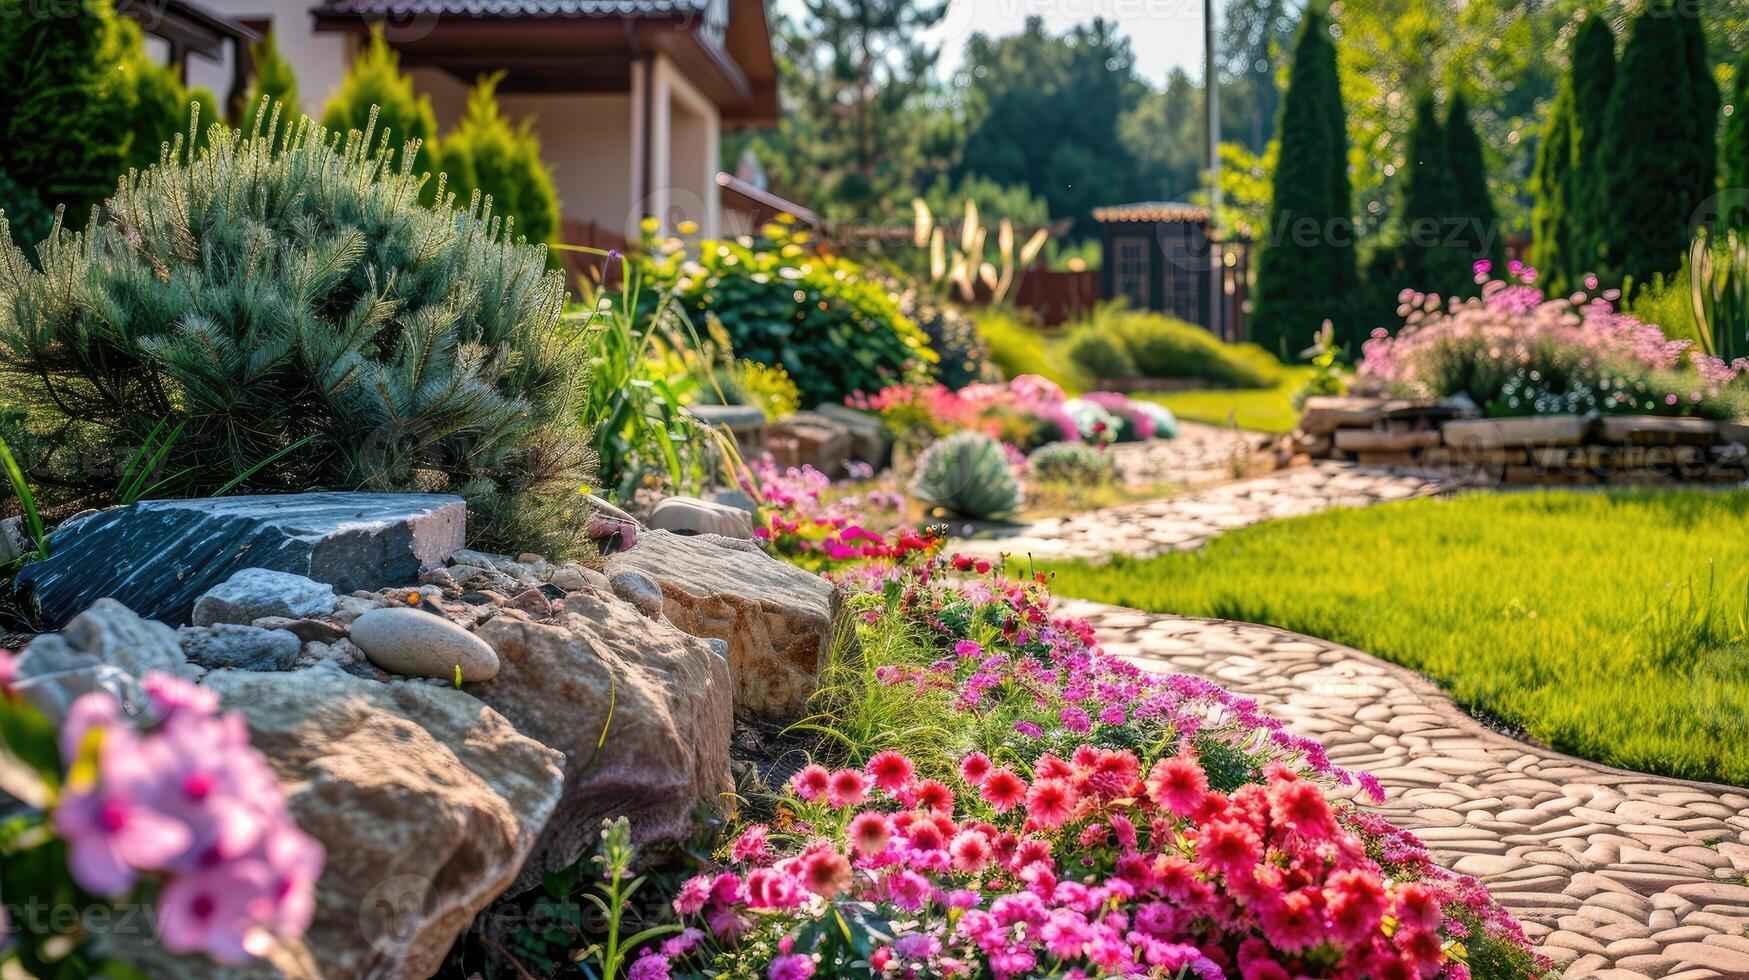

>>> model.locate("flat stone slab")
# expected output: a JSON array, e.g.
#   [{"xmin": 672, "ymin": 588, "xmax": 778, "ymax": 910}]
[
  {"xmin": 14, "ymin": 493, "xmax": 465, "ymax": 627},
  {"xmin": 1299, "ymin": 396, "xmax": 1389, "ymax": 434},
  {"xmin": 1597, "ymin": 415, "xmax": 1721, "ymax": 446},
  {"xmin": 1333, "ymin": 428, "xmax": 1441, "ymax": 452},
  {"xmin": 1443, "ymin": 415, "xmax": 1590, "ymax": 449}
]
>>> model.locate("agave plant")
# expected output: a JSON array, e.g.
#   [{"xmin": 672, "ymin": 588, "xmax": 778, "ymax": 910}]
[
  {"xmin": 1691, "ymin": 227, "xmax": 1749, "ymax": 363},
  {"xmin": 911, "ymin": 199, "xmax": 1049, "ymax": 305},
  {"xmin": 909, "ymin": 431, "xmax": 1023, "ymax": 521}
]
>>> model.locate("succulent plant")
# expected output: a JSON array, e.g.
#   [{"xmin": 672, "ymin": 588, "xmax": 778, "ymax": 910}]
[
  {"xmin": 1027, "ymin": 441, "xmax": 1117, "ymax": 485},
  {"xmin": 910, "ymin": 432, "xmax": 1024, "ymax": 521}
]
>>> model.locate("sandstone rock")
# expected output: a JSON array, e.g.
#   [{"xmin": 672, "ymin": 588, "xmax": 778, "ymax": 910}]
[
  {"xmin": 1332, "ymin": 428, "xmax": 1440, "ymax": 452},
  {"xmin": 293, "ymin": 638, "xmax": 380, "ymax": 678},
  {"xmin": 350, "ymin": 606, "xmax": 500, "ymax": 682},
  {"xmin": 252, "ymin": 616, "xmax": 349, "ymax": 644},
  {"xmin": 767, "ymin": 411, "xmax": 854, "ymax": 477},
  {"xmin": 12, "ymin": 599, "xmax": 194, "ymax": 721},
  {"xmin": 648, "ymin": 495, "xmax": 756, "ymax": 539},
  {"xmin": 193, "ymin": 569, "xmax": 340, "ymax": 627},
  {"xmin": 1598, "ymin": 415, "xmax": 1721, "ymax": 446},
  {"xmin": 609, "ymin": 570, "xmax": 665, "ymax": 620},
  {"xmin": 812, "ymin": 402, "xmax": 892, "ymax": 468},
  {"xmin": 505, "ymin": 587, "xmax": 553, "ymax": 618},
  {"xmin": 15, "ymin": 492, "xmax": 465, "ymax": 628},
  {"xmin": 606, "ymin": 530, "xmax": 839, "ymax": 722},
  {"xmin": 548, "ymin": 563, "xmax": 610, "ymax": 593},
  {"xmin": 1443, "ymin": 415, "xmax": 1590, "ymax": 450},
  {"xmin": 204, "ymin": 665, "xmax": 565, "ymax": 980},
  {"xmin": 472, "ymin": 589, "xmax": 733, "ymax": 888},
  {"xmin": 1298, "ymin": 396, "xmax": 1388, "ymax": 435},
  {"xmin": 178, "ymin": 624, "xmax": 301, "ymax": 671}
]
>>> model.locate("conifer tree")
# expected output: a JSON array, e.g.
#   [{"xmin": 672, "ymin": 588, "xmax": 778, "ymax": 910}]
[
  {"xmin": 1250, "ymin": 7, "xmax": 1355, "ymax": 357},
  {"xmin": 242, "ymin": 30, "xmax": 301, "ymax": 137},
  {"xmin": 1532, "ymin": 81, "xmax": 1576, "ymax": 291},
  {"xmin": 0, "ymin": 0, "xmax": 129, "ymax": 219},
  {"xmin": 1599, "ymin": 0, "xmax": 1711, "ymax": 291},
  {"xmin": 1445, "ymin": 92, "xmax": 1504, "ymax": 280},
  {"xmin": 1676, "ymin": 2, "xmax": 1718, "ymax": 201},
  {"xmin": 114, "ymin": 20, "xmax": 225, "ymax": 172},
  {"xmin": 1568, "ymin": 16, "xmax": 1616, "ymax": 278},
  {"xmin": 1726, "ymin": 52, "xmax": 1749, "ymax": 224},
  {"xmin": 321, "ymin": 28, "xmax": 438, "ymax": 175},
  {"xmin": 1395, "ymin": 92, "xmax": 1469, "ymax": 298},
  {"xmin": 438, "ymin": 73, "xmax": 560, "ymax": 249}
]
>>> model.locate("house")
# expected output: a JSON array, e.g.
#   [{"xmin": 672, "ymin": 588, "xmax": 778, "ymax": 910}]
[
  {"xmin": 185, "ymin": 0, "xmax": 782, "ymax": 249},
  {"xmin": 1093, "ymin": 201, "xmax": 1249, "ymax": 342}
]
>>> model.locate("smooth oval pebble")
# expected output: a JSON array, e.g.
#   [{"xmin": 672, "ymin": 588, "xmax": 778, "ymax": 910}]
[{"xmin": 350, "ymin": 606, "xmax": 500, "ymax": 682}]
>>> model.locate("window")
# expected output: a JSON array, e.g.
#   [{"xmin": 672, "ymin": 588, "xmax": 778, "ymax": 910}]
[
  {"xmin": 1162, "ymin": 240, "xmax": 1200, "ymax": 323},
  {"xmin": 1113, "ymin": 237, "xmax": 1150, "ymax": 308}
]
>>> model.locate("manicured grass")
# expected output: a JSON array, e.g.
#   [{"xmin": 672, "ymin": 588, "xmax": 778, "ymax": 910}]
[
  {"xmin": 1136, "ymin": 366, "xmax": 1314, "ymax": 434},
  {"xmin": 1045, "ymin": 489, "xmax": 1749, "ymax": 786}
]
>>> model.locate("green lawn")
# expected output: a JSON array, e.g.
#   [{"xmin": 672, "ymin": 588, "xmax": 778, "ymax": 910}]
[
  {"xmin": 1046, "ymin": 489, "xmax": 1749, "ymax": 786},
  {"xmin": 1137, "ymin": 366, "xmax": 1313, "ymax": 434}
]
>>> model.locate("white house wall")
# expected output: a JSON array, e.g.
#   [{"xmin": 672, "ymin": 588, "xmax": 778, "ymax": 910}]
[{"xmin": 196, "ymin": 0, "xmax": 352, "ymax": 114}]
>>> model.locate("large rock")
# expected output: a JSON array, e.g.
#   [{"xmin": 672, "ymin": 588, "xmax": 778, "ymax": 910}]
[
  {"xmin": 11, "ymin": 598, "xmax": 196, "ymax": 722},
  {"xmin": 471, "ymin": 588, "xmax": 733, "ymax": 889},
  {"xmin": 605, "ymin": 529, "xmax": 839, "ymax": 722},
  {"xmin": 193, "ymin": 568, "xmax": 340, "ymax": 626},
  {"xmin": 202, "ymin": 665, "xmax": 565, "ymax": 980},
  {"xmin": 813, "ymin": 402, "xmax": 892, "ymax": 468},
  {"xmin": 178, "ymin": 624, "xmax": 301, "ymax": 672},
  {"xmin": 767, "ymin": 411, "xmax": 855, "ymax": 477},
  {"xmin": 14, "ymin": 492, "xmax": 466, "ymax": 628},
  {"xmin": 647, "ymin": 495, "xmax": 756, "ymax": 539}
]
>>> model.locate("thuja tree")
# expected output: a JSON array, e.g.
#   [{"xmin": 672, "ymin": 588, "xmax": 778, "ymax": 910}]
[
  {"xmin": 241, "ymin": 30, "xmax": 301, "ymax": 137},
  {"xmin": 1568, "ymin": 16, "xmax": 1616, "ymax": 277},
  {"xmin": 1395, "ymin": 92, "xmax": 1470, "ymax": 300},
  {"xmin": 1599, "ymin": 0, "xmax": 1712, "ymax": 292},
  {"xmin": 0, "ymin": 118, "xmax": 593, "ymax": 556},
  {"xmin": 1728, "ymin": 52, "xmax": 1749, "ymax": 221},
  {"xmin": 321, "ymin": 29, "xmax": 438, "ymax": 176},
  {"xmin": 439, "ymin": 73, "xmax": 561, "ymax": 251},
  {"xmin": 1531, "ymin": 79, "xmax": 1577, "ymax": 292},
  {"xmin": 1250, "ymin": 7, "xmax": 1355, "ymax": 358},
  {"xmin": 1445, "ymin": 92, "xmax": 1504, "ymax": 280}
]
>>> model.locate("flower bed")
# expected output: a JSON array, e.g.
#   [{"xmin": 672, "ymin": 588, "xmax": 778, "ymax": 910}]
[
  {"xmin": 631, "ymin": 555, "xmax": 1550, "ymax": 979},
  {"xmin": 1358, "ymin": 268, "xmax": 1749, "ymax": 420}
]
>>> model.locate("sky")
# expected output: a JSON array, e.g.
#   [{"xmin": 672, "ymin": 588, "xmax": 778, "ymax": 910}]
[{"xmin": 776, "ymin": 0, "xmax": 1208, "ymax": 85}]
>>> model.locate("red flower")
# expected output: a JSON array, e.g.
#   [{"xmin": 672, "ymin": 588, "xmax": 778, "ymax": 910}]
[
  {"xmin": 827, "ymin": 769, "xmax": 869, "ymax": 809},
  {"xmin": 958, "ymin": 753, "xmax": 993, "ymax": 786},
  {"xmin": 913, "ymin": 779, "xmax": 954, "ymax": 813},
  {"xmin": 864, "ymin": 751, "xmax": 914, "ymax": 793},
  {"xmin": 1146, "ymin": 755, "xmax": 1209, "ymax": 819},
  {"xmin": 848, "ymin": 812, "xmax": 891, "ymax": 856},
  {"xmin": 1197, "ymin": 819, "xmax": 1261, "ymax": 877},
  {"xmin": 979, "ymin": 767, "xmax": 1028, "ymax": 812},
  {"xmin": 1325, "ymin": 868, "xmax": 1388, "ymax": 942},
  {"xmin": 1269, "ymin": 777, "xmax": 1338, "ymax": 842},
  {"xmin": 1026, "ymin": 778, "xmax": 1078, "ymax": 830},
  {"xmin": 798, "ymin": 845, "xmax": 852, "ymax": 898},
  {"xmin": 790, "ymin": 764, "xmax": 830, "ymax": 802}
]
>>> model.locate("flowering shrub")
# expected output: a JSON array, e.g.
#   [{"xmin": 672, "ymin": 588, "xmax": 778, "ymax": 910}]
[
  {"xmin": 0, "ymin": 658, "xmax": 321, "ymax": 972},
  {"xmin": 1080, "ymin": 392, "xmax": 1179, "ymax": 442},
  {"xmin": 630, "ymin": 559, "xmax": 1549, "ymax": 979},
  {"xmin": 848, "ymin": 376, "xmax": 1174, "ymax": 453},
  {"xmin": 1360, "ymin": 266, "xmax": 1749, "ymax": 418},
  {"xmin": 745, "ymin": 456, "xmax": 938, "ymax": 572}
]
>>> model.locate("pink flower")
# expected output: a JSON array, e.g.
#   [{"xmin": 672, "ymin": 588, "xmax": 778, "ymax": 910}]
[
  {"xmin": 958, "ymin": 752, "xmax": 993, "ymax": 786},
  {"xmin": 629, "ymin": 951, "xmax": 673, "ymax": 980},
  {"xmin": 864, "ymin": 751, "xmax": 914, "ymax": 793},
  {"xmin": 731, "ymin": 824, "xmax": 769, "ymax": 863},
  {"xmin": 155, "ymin": 860, "xmax": 279, "ymax": 963},
  {"xmin": 798, "ymin": 845, "xmax": 851, "ymax": 898},
  {"xmin": 978, "ymin": 767, "xmax": 1027, "ymax": 812},
  {"xmin": 1025, "ymin": 778, "xmax": 1077, "ymax": 830},
  {"xmin": 826, "ymin": 769, "xmax": 868, "ymax": 808},
  {"xmin": 790, "ymin": 764, "xmax": 830, "ymax": 802},
  {"xmin": 1196, "ymin": 819, "xmax": 1260, "ymax": 877},
  {"xmin": 54, "ymin": 781, "xmax": 194, "ymax": 895},
  {"xmin": 949, "ymin": 829, "xmax": 992, "ymax": 874},
  {"xmin": 673, "ymin": 875, "xmax": 711, "ymax": 914},
  {"xmin": 1145, "ymin": 755, "xmax": 1208, "ymax": 818},
  {"xmin": 848, "ymin": 812, "xmax": 891, "ymax": 856},
  {"xmin": 768, "ymin": 954, "xmax": 815, "ymax": 980}
]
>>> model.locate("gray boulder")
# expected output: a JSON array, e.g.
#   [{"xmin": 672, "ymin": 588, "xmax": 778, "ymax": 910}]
[
  {"xmin": 178, "ymin": 624, "xmax": 301, "ymax": 671},
  {"xmin": 12, "ymin": 599, "xmax": 196, "ymax": 722},
  {"xmin": 193, "ymin": 568, "xmax": 339, "ymax": 626},
  {"xmin": 605, "ymin": 530, "xmax": 840, "ymax": 722},
  {"xmin": 14, "ymin": 492, "xmax": 465, "ymax": 627}
]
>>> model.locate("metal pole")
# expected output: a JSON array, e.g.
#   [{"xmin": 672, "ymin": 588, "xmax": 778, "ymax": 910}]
[{"xmin": 1204, "ymin": 0, "xmax": 1225, "ymax": 340}]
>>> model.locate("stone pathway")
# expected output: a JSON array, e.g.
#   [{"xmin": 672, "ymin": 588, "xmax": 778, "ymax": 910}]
[
  {"xmin": 964, "ymin": 459, "xmax": 1454, "ymax": 562},
  {"xmin": 1072, "ymin": 605, "xmax": 1749, "ymax": 978},
  {"xmin": 1106, "ymin": 421, "xmax": 1272, "ymax": 489}
]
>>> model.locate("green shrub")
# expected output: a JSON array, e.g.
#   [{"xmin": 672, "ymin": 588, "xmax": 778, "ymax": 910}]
[
  {"xmin": 975, "ymin": 309, "xmax": 1088, "ymax": 393},
  {"xmin": 1061, "ymin": 326, "xmax": 1137, "ymax": 380},
  {"xmin": 241, "ymin": 30, "xmax": 300, "ymax": 137},
  {"xmin": 0, "ymin": 170, "xmax": 55, "ymax": 253},
  {"xmin": 116, "ymin": 19, "xmax": 224, "ymax": 171},
  {"xmin": 1086, "ymin": 307, "xmax": 1278, "ymax": 388},
  {"xmin": 321, "ymin": 28, "xmax": 438, "ymax": 176},
  {"xmin": 0, "ymin": 116, "xmax": 591, "ymax": 556},
  {"xmin": 1026, "ymin": 440, "xmax": 1115, "ymax": 485},
  {"xmin": 909, "ymin": 431, "xmax": 1022, "ymax": 521},
  {"xmin": 640, "ymin": 224, "xmax": 935, "ymax": 405},
  {"xmin": 698, "ymin": 359, "xmax": 802, "ymax": 421},
  {"xmin": 439, "ymin": 72, "xmax": 561, "ymax": 250},
  {"xmin": 899, "ymin": 287, "xmax": 996, "ymax": 389}
]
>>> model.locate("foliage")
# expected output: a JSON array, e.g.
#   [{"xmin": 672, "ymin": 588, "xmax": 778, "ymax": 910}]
[
  {"xmin": 1728, "ymin": 50, "xmax": 1749, "ymax": 207},
  {"xmin": 639, "ymin": 556, "xmax": 1549, "ymax": 979},
  {"xmin": 320, "ymin": 28, "xmax": 438, "ymax": 176},
  {"xmin": 1136, "ymin": 367, "xmax": 1315, "ymax": 434},
  {"xmin": 1690, "ymin": 227, "xmax": 1749, "ymax": 362},
  {"xmin": 974, "ymin": 310, "xmax": 1088, "ymax": 394},
  {"xmin": 1025, "ymin": 440, "xmax": 1116, "ymax": 485},
  {"xmin": 698, "ymin": 359, "xmax": 802, "ymax": 422},
  {"xmin": 1358, "ymin": 272, "xmax": 1749, "ymax": 419},
  {"xmin": 1061, "ymin": 326, "xmax": 1138, "ymax": 381},
  {"xmin": 571, "ymin": 817, "xmax": 681, "ymax": 978},
  {"xmin": 1292, "ymin": 321, "xmax": 1352, "ymax": 410},
  {"xmin": 0, "ymin": 0, "xmax": 130, "ymax": 219},
  {"xmin": 919, "ymin": 174, "xmax": 1050, "ymax": 230},
  {"xmin": 1599, "ymin": 0, "xmax": 1715, "ymax": 294},
  {"xmin": 1444, "ymin": 92, "xmax": 1504, "ymax": 275},
  {"xmin": 1214, "ymin": 139, "xmax": 1275, "ymax": 243},
  {"xmin": 0, "ymin": 665, "xmax": 320, "ymax": 974},
  {"xmin": 1530, "ymin": 73, "xmax": 1577, "ymax": 294},
  {"xmin": 1047, "ymin": 489, "xmax": 1749, "ymax": 787},
  {"xmin": 1393, "ymin": 93, "xmax": 1472, "ymax": 302},
  {"xmin": 0, "ymin": 117, "xmax": 592, "ymax": 556},
  {"xmin": 1626, "ymin": 263, "xmax": 1703, "ymax": 348},
  {"xmin": 897, "ymin": 289, "xmax": 997, "ymax": 390},
  {"xmin": 909, "ymin": 431, "xmax": 1023, "ymax": 521},
  {"xmin": 0, "ymin": 170, "xmax": 55, "ymax": 253},
  {"xmin": 1568, "ymin": 16, "xmax": 1618, "ymax": 281},
  {"xmin": 438, "ymin": 73, "xmax": 561, "ymax": 251},
  {"xmin": 115, "ymin": 18, "xmax": 223, "ymax": 175},
  {"xmin": 1088, "ymin": 306, "xmax": 1278, "ymax": 388},
  {"xmin": 638, "ymin": 223, "xmax": 935, "ymax": 405},
  {"xmin": 241, "ymin": 30, "xmax": 300, "ymax": 137},
  {"xmin": 956, "ymin": 18, "xmax": 1146, "ymax": 240},
  {"xmin": 1251, "ymin": 7, "xmax": 1356, "ymax": 357},
  {"xmin": 0, "ymin": 433, "xmax": 47, "ymax": 567}
]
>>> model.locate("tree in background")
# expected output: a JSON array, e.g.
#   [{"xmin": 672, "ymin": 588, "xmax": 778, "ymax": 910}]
[
  {"xmin": 1444, "ymin": 91, "xmax": 1504, "ymax": 276},
  {"xmin": 115, "ymin": 19, "xmax": 224, "ymax": 173},
  {"xmin": 1599, "ymin": 0, "xmax": 1714, "ymax": 292},
  {"xmin": 1531, "ymin": 78, "xmax": 1577, "ymax": 291},
  {"xmin": 438, "ymin": 73, "xmax": 561, "ymax": 249},
  {"xmin": 1395, "ymin": 92, "xmax": 1470, "ymax": 298},
  {"xmin": 321, "ymin": 28, "xmax": 438, "ymax": 175},
  {"xmin": 241, "ymin": 30, "xmax": 301, "ymax": 136},
  {"xmin": 1250, "ymin": 8, "xmax": 1355, "ymax": 358},
  {"xmin": 957, "ymin": 18, "xmax": 1145, "ymax": 240},
  {"xmin": 1119, "ymin": 68, "xmax": 1205, "ymax": 204},
  {"xmin": 1727, "ymin": 52, "xmax": 1749, "ymax": 218},
  {"xmin": 1219, "ymin": 0, "xmax": 1298, "ymax": 153},
  {"xmin": 1676, "ymin": 1, "xmax": 1719, "ymax": 203},
  {"xmin": 1567, "ymin": 16, "xmax": 1616, "ymax": 279},
  {"xmin": 0, "ymin": 0, "xmax": 129, "ymax": 223}
]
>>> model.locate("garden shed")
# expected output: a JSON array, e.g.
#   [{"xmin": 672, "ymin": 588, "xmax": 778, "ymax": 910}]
[{"xmin": 1093, "ymin": 201, "xmax": 1249, "ymax": 342}]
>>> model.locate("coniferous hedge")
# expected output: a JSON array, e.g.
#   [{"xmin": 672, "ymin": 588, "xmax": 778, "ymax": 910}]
[
  {"xmin": 321, "ymin": 29, "xmax": 438, "ymax": 176},
  {"xmin": 439, "ymin": 73, "xmax": 562, "ymax": 251},
  {"xmin": 1395, "ymin": 92, "xmax": 1470, "ymax": 299},
  {"xmin": 1568, "ymin": 17, "xmax": 1617, "ymax": 278},
  {"xmin": 1599, "ymin": 0, "xmax": 1712, "ymax": 292},
  {"xmin": 1531, "ymin": 80, "xmax": 1577, "ymax": 291},
  {"xmin": 1445, "ymin": 92, "xmax": 1504, "ymax": 278},
  {"xmin": 1727, "ymin": 52, "xmax": 1749, "ymax": 223},
  {"xmin": 241, "ymin": 30, "xmax": 301, "ymax": 137},
  {"xmin": 1250, "ymin": 8, "xmax": 1355, "ymax": 358},
  {"xmin": 0, "ymin": 118, "xmax": 592, "ymax": 555}
]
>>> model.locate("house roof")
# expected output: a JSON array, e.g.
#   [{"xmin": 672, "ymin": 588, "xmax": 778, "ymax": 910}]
[
  {"xmin": 310, "ymin": 0, "xmax": 704, "ymax": 16},
  {"xmin": 716, "ymin": 172, "xmax": 820, "ymax": 227},
  {"xmin": 1092, "ymin": 201, "xmax": 1210, "ymax": 224}
]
